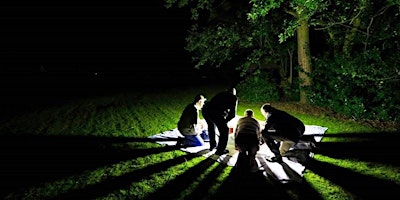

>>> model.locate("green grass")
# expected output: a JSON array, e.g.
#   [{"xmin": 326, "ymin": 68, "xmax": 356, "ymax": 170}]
[{"xmin": 0, "ymin": 83, "xmax": 399, "ymax": 199}]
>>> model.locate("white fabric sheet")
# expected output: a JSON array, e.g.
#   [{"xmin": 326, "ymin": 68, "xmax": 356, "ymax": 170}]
[{"xmin": 149, "ymin": 117, "xmax": 328, "ymax": 183}]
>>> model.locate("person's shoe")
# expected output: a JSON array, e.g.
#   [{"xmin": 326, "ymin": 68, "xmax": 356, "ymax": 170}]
[
  {"xmin": 209, "ymin": 146, "xmax": 217, "ymax": 151},
  {"xmin": 175, "ymin": 137, "xmax": 189, "ymax": 148},
  {"xmin": 215, "ymin": 149, "xmax": 229, "ymax": 155},
  {"xmin": 310, "ymin": 141, "xmax": 319, "ymax": 150},
  {"xmin": 175, "ymin": 137, "xmax": 183, "ymax": 147},
  {"xmin": 201, "ymin": 133, "xmax": 210, "ymax": 142},
  {"xmin": 266, "ymin": 156, "xmax": 282, "ymax": 163}
]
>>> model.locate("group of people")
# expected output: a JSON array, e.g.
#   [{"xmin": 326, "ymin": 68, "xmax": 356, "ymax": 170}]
[{"xmin": 177, "ymin": 87, "xmax": 308, "ymax": 171}]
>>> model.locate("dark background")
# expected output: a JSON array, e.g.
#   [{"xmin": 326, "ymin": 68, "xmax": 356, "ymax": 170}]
[
  {"xmin": 0, "ymin": 0, "xmax": 195, "ymax": 87},
  {"xmin": 0, "ymin": 0, "xmax": 202, "ymax": 115}
]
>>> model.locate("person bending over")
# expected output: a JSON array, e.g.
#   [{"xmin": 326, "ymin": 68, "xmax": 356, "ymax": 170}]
[
  {"xmin": 260, "ymin": 103, "xmax": 305, "ymax": 162},
  {"xmin": 202, "ymin": 87, "xmax": 238, "ymax": 155}
]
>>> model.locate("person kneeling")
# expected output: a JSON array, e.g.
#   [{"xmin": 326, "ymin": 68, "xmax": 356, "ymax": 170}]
[
  {"xmin": 234, "ymin": 109, "xmax": 261, "ymax": 173},
  {"xmin": 177, "ymin": 94, "xmax": 209, "ymax": 147}
]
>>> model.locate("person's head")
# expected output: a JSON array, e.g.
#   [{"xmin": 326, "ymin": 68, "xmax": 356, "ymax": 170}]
[
  {"xmin": 260, "ymin": 103, "xmax": 273, "ymax": 118},
  {"xmin": 194, "ymin": 94, "xmax": 206, "ymax": 109},
  {"xmin": 244, "ymin": 109, "xmax": 254, "ymax": 117},
  {"xmin": 226, "ymin": 87, "xmax": 236, "ymax": 95}
]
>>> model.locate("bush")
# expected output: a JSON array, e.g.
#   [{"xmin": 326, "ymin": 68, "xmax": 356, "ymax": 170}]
[
  {"xmin": 311, "ymin": 50, "xmax": 400, "ymax": 122},
  {"xmin": 236, "ymin": 72, "xmax": 280, "ymax": 103}
]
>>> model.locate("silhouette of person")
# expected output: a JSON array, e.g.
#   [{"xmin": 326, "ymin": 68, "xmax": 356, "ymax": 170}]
[
  {"xmin": 202, "ymin": 87, "xmax": 238, "ymax": 155},
  {"xmin": 260, "ymin": 103, "xmax": 305, "ymax": 162}
]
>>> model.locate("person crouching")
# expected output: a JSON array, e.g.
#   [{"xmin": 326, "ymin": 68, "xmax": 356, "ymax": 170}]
[{"xmin": 234, "ymin": 109, "xmax": 261, "ymax": 173}]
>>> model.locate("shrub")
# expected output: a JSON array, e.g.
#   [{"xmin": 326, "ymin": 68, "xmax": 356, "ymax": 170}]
[
  {"xmin": 311, "ymin": 49, "xmax": 400, "ymax": 122},
  {"xmin": 236, "ymin": 72, "xmax": 280, "ymax": 103}
]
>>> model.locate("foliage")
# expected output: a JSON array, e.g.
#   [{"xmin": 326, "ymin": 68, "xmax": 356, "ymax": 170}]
[
  {"xmin": 186, "ymin": 24, "xmax": 242, "ymax": 69},
  {"xmin": 248, "ymin": 0, "xmax": 329, "ymax": 42},
  {"xmin": 236, "ymin": 72, "xmax": 281, "ymax": 103},
  {"xmin": 311, "ymin": 49, "xmax": 400, "ymax": 122},
  {"xmin": 164, "ymin": 0, "xmax": 400, "ymax": 123},
  {"xmin": 237, "ymin": 71, "xmax": 301, "ymax": 103},
  {"xmin": 308, "ymin": 2, "xmax": 400, "ymax": 123},
  {"xmin": 165, "ymin": 0, "xmax": 292, "ymax": 76}
]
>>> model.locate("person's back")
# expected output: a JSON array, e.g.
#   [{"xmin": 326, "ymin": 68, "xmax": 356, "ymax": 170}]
[
  {"xmin": 203, "ymin": 89, "xmax": 237, "ymax": 121},
  {"xmin": 177, "ymin": 103, "xmax": 197, "ymax": 135},
  {"xmin": 234, "ymin": 109, "xmax": 261, "ymax": 172},
  {"xmin": 235, "ymin": 117, "xmax": 260, "ymax": 141},
  {"xmin": 235, "ymin": 109, "xmax": 261, "ymax": 152},
  {"xmin": 262, "ymin": 104, "xmax": 305, "ymax": 142}
]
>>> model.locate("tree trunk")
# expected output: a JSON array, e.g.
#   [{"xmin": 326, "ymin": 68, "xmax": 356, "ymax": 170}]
[
  {"xmin": 343, "ymin": 16, "xmax": 361, "ymax": 56},
  {"xmin": 297, "ymin": 18, "xmax": 312, "ymax": 104},
  {"xmin": 288, "ymin": 48, "xmax": 293, "ymax": 84}
]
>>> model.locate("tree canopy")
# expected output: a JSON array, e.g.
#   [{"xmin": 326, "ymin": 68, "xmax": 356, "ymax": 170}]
[{"xmin": 165, "ymin": 0, "xmax": 400, "ymax": 123}]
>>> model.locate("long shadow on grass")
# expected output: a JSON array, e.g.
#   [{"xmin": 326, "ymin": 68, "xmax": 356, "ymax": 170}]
[
  {"xmin": 307, "ymin": 158, "xmax": 400, "ymax": 198},
  {"xmin": 55, "ymin": 153, "xmax": 202, "ymax": 199},
  {"xmin": 147, "ymin": 153, "xmax": 322, "ymax": 200},
  {"xmin": 315, "ymin": 131, "xmax": 400, "ymax": 166},
  {"xmin": 210, "ymin": 168, "xmax": 323, "ymax": 200},
  {"xmin": 0, "ymin": 134, "xmax": 180, "ymax": 198},
  {"xmin": 144, "ymin": 156, "xmax": 228, "ymax": 200}
]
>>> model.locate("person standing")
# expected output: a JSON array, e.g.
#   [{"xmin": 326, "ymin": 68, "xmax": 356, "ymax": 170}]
[
  {"xmin": 260, "ymin": 103, "xmax": 305, "ymax": 162},
  {"xmin": 202, "ymin": 87, "xmax": 238, "ymax": 155},
  {"xmin": 177, "ymin": 94, "xmax": 209, "ymax": 147}
]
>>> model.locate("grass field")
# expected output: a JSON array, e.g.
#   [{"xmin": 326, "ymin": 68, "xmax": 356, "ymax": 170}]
[{"xmin": 0, "ymin": 79, "xmax": 399, "ymax": 199}]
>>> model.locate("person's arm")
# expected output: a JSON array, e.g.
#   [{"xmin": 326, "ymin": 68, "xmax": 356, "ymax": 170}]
[
  {"xmin": 256, "ymin": 120, "xmax": 262, "ymax": 135},
  {"xmin": 264, "ymin": 119, "xmax": 272, "ymax": 130},
  {"xmin": 185, "ymin": 106, "xmax": 200, "ymax": 135},
  {"xmin": 190, "ymin": 108, "xmax": 203, "ymax": 134},
  {"xmin": 234, "ymin": 118, "xmax": 244, "ymax": 138},
  {"xmin": 262, "ymin": 117, "xmax": 278, "ymax": 134},
  {"xmin": 226, "ymin": 98, "xmax": 238, "ymax": 122}
]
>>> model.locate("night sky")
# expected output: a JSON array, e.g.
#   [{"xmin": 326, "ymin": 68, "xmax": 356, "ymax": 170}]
[{"xmin": 0, "ymin": 0, "xmax": 193, "ymax": 83}]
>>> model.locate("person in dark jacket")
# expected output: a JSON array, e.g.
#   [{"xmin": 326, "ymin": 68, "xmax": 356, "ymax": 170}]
[
  {"xmin": 260, "ymin": 103, "xmax": 305, "ymax": 162},
  {"xmin": 202, "ymin": 87, "xmax": 238, "ymax": 155},
  {"xmin": 177, "ymin": 94, "xmax": 209, "ymax": 147}
]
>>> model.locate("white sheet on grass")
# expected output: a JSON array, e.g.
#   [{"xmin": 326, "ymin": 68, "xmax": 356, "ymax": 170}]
[{"xmin": 149, "ymin": 116, "xmax": 328, "ymax": 183}]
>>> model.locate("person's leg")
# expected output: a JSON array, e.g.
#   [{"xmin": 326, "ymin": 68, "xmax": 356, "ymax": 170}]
[
  {"xmin": 262, "ymin": 134, "xmax": 284, "ymax": 162},
  {"xmin": 263, "ymin": 135, "xmax": 280, "ymax": 157},
  {"xmin": 249, "ymin": 143, "xmax": 259, "ymax": 172},
  {"xmin": 279, "ymin": 140, "xmax": 296, "ymax": 155},
  {"xmin": 182, "ymin": 135, "xmax": 205, "ymax": 147},
  {"xmin": 215, "ymin": 120, "xmax": 229, "ymax": 155},
  {"xmin": 203, "ymin": 114, "xmax": 216, "ymax": 150},
  {"xmin": 235, "ymin": 151, "xmax": 249, "ymax": 172},
  {"xmin": 200, "ymin": 129, "xmax": 209, "ymax": 141}
]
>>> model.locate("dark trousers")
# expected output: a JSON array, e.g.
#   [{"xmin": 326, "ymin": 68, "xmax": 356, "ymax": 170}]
[
  {"xmin": 203, "ymin": 111, "xmax": 228, "ymax": 152},
  {"xmin": 263, "ymin": 135, "xmax": 281, "ymax": 157}
]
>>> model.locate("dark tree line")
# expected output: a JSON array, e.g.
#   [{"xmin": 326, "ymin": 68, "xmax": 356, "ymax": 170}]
[{"xmin": 165, "ymin": 0, "xmax": 400, "ymax": 123}]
